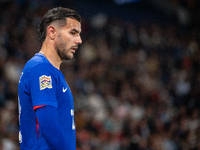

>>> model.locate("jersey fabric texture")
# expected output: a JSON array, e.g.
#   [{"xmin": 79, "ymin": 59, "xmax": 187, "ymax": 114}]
[{"xmin": 18, "ymin": 53, "xmax": 76, "ymax": 150}]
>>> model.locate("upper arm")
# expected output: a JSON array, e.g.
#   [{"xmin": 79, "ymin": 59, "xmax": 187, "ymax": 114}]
[{"xmin": 28, "ymin": 63, "xmax": 58, "ymax": 108}]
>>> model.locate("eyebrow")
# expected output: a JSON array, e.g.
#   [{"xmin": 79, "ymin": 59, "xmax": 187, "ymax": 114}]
[{"xmin": 71, "ymin": 29, "xmax": 81, "ymax": 33}]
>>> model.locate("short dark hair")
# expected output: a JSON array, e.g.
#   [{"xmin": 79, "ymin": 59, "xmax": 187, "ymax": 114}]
[{"xmin": 38, "ymin": 7, "xmax": 81, "ymax": 43}]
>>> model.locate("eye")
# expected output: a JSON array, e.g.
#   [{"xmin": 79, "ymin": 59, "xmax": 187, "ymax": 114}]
[
  {"xmin": 70, "ymin": 32, "xmax": 76, "ymax": 35},
  {"xmin": 70, "ymin": 29, "xmax": 80, "ymax": 36}
]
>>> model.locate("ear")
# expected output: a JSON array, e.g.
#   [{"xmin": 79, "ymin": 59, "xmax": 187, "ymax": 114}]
[{"xmin": 47, "ymin": 25, "xmax": 57, "ymax": 40}]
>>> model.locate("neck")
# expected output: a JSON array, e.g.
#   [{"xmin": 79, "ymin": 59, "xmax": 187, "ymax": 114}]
[{"xmin": 39, "ymin": 41, "xmax": 62, "ymax": 70}]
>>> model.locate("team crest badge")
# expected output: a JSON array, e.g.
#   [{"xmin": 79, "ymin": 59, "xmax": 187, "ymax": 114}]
[{"xmin": 39, "ymin": 75, "xmax": 52, "ymax": 90}]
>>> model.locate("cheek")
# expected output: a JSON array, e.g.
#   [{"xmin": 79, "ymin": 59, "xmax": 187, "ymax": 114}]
[
  {"xmin": 62, "ymin": 36, "xmax": 71, "ymax": 47},
  {"xmin": 56, "ymin": 36, "xmax": 67, "ymax": 49}
]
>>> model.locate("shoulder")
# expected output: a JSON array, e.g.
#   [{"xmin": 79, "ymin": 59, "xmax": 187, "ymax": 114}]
[{"xmin": 23, "ymin": 54, "xmax": 54, "ymax": 74}]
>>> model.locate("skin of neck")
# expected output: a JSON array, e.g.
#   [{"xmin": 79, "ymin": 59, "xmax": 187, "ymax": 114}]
[{"xmin": 39, "ymin": 36, "xmax": 62, "ymax": 70}]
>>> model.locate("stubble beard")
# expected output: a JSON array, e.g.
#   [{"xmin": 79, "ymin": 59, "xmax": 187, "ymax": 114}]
[
  {"xmin": 56, "ymin": 47, "xmax": 72, "ymax": 61},
  {"xmin": 56, "ymin": 34, "xmax": 73, "ymax": 61}
]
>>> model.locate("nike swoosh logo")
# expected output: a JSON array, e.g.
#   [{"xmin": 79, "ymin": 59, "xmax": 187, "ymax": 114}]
[{"xmin": 63, "ymin": 87, "xmax": 67, "ymax": 92}]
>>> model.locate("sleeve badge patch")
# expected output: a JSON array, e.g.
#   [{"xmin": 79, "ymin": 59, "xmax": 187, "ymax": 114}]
[{"xmin": 39, "ymin": 75, "xmax": 52, "ymax": 90}]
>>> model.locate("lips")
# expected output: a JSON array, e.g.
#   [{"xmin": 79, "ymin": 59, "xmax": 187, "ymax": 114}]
[
  {"xmin": 70, "ymin": 47, "xmax": 77, "ymax": 54},
  {"xmin": 71, "ymin": 46, "xmax": 78, "ymax": 53},
  {"xmin": 72, "ymin": 47, "xmax": 77, "ymax": 50}
]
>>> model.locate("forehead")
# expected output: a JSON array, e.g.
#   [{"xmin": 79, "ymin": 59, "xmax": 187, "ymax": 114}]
[{"xmin": 65, "ymin": 18, "xmax": 81, "ymax": 31}]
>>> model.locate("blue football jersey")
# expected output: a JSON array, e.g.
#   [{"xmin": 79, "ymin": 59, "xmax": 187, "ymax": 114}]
[{"xmin": 18, "ymin": 53, "xmax": 76, "ymax": 150}]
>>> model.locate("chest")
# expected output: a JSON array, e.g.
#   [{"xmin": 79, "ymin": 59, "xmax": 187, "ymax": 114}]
[{"xmin": 56, "ymin": 77, "xmax": 74, "ymax": 109}]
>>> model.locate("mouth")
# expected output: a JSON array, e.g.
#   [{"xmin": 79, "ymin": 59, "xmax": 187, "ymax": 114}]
[
  {"xmin": 71, "ymin": 46, "xmax": 78, "ymax": 53},
  {"xmin": 72, "ymin": 47, "xmax": 77, "ymax": 51}
]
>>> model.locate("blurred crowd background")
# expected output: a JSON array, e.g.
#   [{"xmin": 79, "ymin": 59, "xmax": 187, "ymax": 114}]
[{"xmin": 0, "ymin": 0, "xmax": 200, "ymax": 150}]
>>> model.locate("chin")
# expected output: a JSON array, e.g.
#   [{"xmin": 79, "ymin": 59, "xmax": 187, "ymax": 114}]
[{"xmin": 65, "ymin": 55, "xmax": 74, "ymax": 60}]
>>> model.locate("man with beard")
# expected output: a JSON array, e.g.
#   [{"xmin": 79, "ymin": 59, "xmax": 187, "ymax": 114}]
[{"xmin": 18, "ymin": 7, "xmax": 82, "ymax": 150}]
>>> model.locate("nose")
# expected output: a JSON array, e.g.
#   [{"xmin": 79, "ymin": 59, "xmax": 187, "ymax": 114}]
[{"xmin": 76, "ymin": 35, "xmax": 82, "ymax": 45}]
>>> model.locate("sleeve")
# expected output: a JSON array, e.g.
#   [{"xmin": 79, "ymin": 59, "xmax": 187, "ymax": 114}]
[
  {"xmin": 28, "ymin": 63, "xmax": 58, "ymax": 108},
  {"xmin": 36, "ymin": 106, "xmax": 70, "ymax": 150}
]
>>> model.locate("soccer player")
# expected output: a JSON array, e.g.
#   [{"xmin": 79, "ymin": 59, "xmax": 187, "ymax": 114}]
[{"xmin": 18, "ymin": 7, "xmax": 82, "ymax": 150}]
